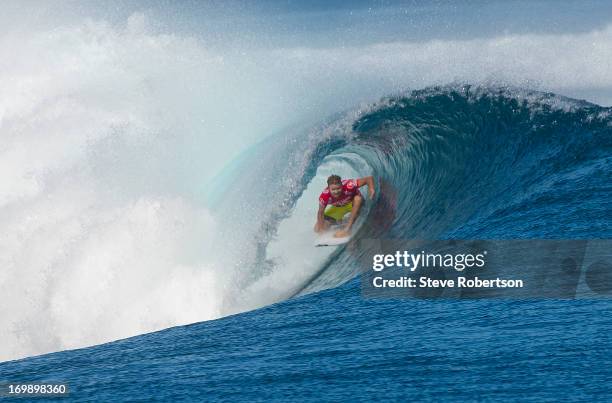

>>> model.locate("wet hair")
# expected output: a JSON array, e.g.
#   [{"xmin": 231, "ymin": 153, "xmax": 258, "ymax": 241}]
[{"xmin": 327, "ymin": 175, "xmax": 342, "ymax": 186}]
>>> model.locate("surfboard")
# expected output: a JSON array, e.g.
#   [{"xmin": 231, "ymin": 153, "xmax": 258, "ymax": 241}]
[{"xmin": 314, "ymin": 224, "xmax": 352, "ymax": 247}]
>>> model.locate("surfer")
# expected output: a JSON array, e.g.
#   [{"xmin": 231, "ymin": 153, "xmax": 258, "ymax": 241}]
[{"xmin": 314, "ymin": 175, "xmax": 375, "ymax": 237}]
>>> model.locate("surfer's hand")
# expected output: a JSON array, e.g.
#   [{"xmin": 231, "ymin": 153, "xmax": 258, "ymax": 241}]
[
  {"xmin": 368, "ymin": 187, "xmax": 375, "ymax": 199},
  {"xmin": 334, "ymin": 228, "xmax": 350, "ymax": 238}
]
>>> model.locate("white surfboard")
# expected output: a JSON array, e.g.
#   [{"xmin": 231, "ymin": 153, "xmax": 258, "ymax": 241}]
[{"xmin": 314, "ymin": 226, "xmax": 352, "ymax": 247}]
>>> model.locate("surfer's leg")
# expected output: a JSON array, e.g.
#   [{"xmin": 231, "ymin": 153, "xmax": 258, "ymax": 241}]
[
  {"xmin": 323, "ymin": 205, "xmax": 345, "ymax": 222},
  {"xmin": 324, "ymin": 215, "xmax": 337, "ymax": 224},
  {"xmin": 332, "ymin": 197, "xmax": 363, "ymax": 238}
]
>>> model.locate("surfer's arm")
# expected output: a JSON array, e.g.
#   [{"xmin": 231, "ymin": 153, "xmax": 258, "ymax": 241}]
[
  {"xmin": 357, "ymin": 176, "xmax": 375, "ymax": 198},
  {"xmin": 314, "ymin": 204, "xmax": 327, "ymax": 232}
]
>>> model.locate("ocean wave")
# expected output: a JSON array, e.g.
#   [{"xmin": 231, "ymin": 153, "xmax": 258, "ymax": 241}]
[{"xmin": 222, "ymin": 85, "xmax": 612, "ymax": 296}]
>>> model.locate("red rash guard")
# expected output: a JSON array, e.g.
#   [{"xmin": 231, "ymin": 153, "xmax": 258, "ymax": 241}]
[{"xmin": 319, "ymin": 179, "xmax": 361, "ymax": 207}]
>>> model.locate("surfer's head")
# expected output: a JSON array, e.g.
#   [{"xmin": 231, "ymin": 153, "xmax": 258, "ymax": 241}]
[{"xmin": 327, "ymin": 175, "xmax": 343, "ymax": 198}]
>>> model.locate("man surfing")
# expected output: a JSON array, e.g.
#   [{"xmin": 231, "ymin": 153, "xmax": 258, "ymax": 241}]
[{"xmin": 314, "ymin": 175, "xmax": 375, "ymax": 238}]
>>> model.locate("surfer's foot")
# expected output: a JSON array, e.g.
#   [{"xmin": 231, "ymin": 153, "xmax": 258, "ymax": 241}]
[{"xmin": 334, "ymin": 228, "xmax": 351, "ymax": 238}]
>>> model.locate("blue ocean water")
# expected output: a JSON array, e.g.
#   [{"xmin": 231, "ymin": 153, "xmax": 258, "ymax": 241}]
[
  {"xmin": 1, "ymin": 86, "xmax": 611, "ymax": 401},
  {"xmin": 3, "ymin": 285, "xmax": 612, "ymax": 401}
]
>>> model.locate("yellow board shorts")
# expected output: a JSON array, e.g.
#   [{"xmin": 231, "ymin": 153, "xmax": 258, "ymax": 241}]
[{"xmin": 324, "ymin": 202, "xmax": 352, "ymax": 222}]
